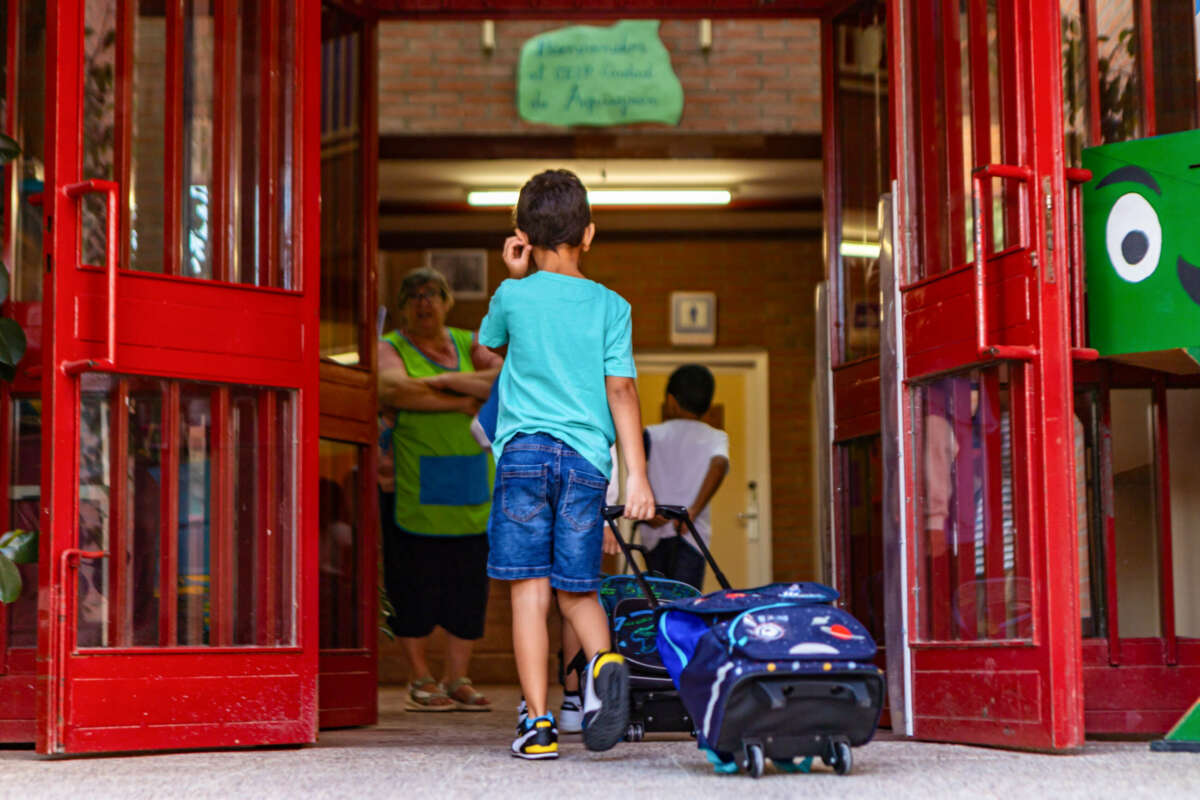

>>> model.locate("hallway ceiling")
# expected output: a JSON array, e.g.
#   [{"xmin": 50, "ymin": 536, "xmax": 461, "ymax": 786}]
[{"xmin": 377, "ymin": 158, "xmax": 824, "ymax": 234}]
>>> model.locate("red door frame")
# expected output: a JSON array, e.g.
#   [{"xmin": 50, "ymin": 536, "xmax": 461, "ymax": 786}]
[
  {"xmin": 37, "ymin": 0, "xmax": 321, "ymax": 754},
  {"xmin": 889, "ymin": 0, "xmax": 1084, "ymax": 750}
]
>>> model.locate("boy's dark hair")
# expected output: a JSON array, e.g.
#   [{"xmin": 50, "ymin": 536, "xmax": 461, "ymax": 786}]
[
  {"xmin": 513, "ymin": 169, "xmax": 592, "ymax": 249},
  {"xmin": 667, "ymin": 364, "xmax": 716, "ymax": 417}
]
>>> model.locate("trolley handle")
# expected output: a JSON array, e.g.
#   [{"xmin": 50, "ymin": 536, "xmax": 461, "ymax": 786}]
[{"xmin": 601, "ymin": 504, "xmax": 732, "ymax": 607}]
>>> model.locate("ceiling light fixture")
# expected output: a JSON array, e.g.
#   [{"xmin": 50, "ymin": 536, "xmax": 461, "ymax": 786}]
[
  {"xmin": 839, "ymin": 240, "xmax": 881, "ymax": 259},
  {"xmin": 466, "ymin": 189, "xmax": 733, "ymax": 207}
]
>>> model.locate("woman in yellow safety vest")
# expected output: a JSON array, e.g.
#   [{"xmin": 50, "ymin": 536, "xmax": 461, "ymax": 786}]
[{"xmin": 378, "ymin": 267, "xmax": 502, "ymax": 711}]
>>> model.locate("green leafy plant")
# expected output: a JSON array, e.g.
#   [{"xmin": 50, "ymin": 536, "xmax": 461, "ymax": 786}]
[
  {"xmin": 0, "ymin": 530, "xmax": 37, "ymax": 603},
  {"xmin": 0, "ymin": 132, "xmax": 32, "ymax": 604}
]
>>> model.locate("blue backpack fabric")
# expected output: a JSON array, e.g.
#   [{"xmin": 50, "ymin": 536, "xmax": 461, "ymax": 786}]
[{"xmin": 657, "ymin": 582, "xmax": 879, "ymax": 752}]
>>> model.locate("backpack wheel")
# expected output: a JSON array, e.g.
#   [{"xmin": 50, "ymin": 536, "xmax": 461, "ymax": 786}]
[
  {"xmin": 745, "ymin": 743, "xmax": 765, "ymax": 778},
  {"xmin": 831, "ymin": 740, "xmax": 852, "ymax": 775},
  {"xmin": 625, "ymin": 721, "xmax": 644, "ymax": 742}
]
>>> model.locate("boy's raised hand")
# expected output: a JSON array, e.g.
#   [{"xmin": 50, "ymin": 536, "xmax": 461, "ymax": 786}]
[{"xmin": 502, "ymin": 233, "xmax": 532, "ymax": 278}]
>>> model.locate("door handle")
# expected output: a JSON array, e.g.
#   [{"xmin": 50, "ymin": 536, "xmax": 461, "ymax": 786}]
[
  {"xmin": 59, "ymin": 179, "xmax": 120, "ymax": 376},
  {"xmin": 971, "ymin": 164, "xmax": 1037, "ymax": 362},
  {"xmin": 737, "ymin": 511, "xmax": 758, "ymax": 521}
]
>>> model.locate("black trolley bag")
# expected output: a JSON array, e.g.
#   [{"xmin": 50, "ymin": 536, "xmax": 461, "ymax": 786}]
[
  {"xmin": 597, "ymin": 504, "xmax": 735, "ymax": 741},
  {"xmin": 606, "ymin": 505, "xmax": 885, "ymax": 777}
]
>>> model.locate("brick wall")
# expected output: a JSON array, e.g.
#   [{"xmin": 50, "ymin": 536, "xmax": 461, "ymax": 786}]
[
  {"xmin": 378, "ymin": 234, "xmax": 824, "ymax": 683},
  {"xmin": 377, "ymin": 18, "xmax": 821, "ymax": 133}
]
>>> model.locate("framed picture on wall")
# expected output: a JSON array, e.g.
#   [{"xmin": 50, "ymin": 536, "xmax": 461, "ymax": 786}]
[{"xmin": 424, "ymin": 249, "xmax": 488, "ymax": 300}]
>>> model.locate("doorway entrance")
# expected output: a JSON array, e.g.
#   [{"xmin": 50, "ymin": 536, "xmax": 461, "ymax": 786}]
[{"xmin": 634, "ymin": 350, "xmax": 773, "ymax": 592}]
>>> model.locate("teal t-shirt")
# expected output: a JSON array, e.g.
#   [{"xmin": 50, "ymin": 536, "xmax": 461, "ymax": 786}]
[{"xmin": 478, "ymin": 271, "xmax": 636, "ymax": 478}]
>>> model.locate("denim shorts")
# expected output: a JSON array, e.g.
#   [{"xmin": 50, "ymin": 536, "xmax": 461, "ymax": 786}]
[{"xmin": 486, "ymin": 433, "xmax": 608, "ymax": 592}]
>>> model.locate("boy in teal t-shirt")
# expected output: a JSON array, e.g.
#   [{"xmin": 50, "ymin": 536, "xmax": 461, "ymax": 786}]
[{"xmin": 478, "ymin": 169, "xmax": 655, "ymax": 760}]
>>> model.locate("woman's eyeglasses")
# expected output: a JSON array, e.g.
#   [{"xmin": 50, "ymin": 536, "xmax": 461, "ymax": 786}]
[{"xmin": 409, "ymin": 290, "xmax": 444, "ymax": 303}]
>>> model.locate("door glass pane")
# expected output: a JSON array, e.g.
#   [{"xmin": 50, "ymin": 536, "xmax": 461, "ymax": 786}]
[
  {"xmin": 11, "ymin": 0, "xmax": 46, "ymax": 302},
  {"xmin": 1110, "ymin": 388, "xmax": 1160, "ymax": 637},
  {"xmin": 320, "ymin": 440, "xmax": 362, "ymax": 649},
  {"xmin": 275, "ymin": 0, "xmax": 297, "ymax": 290},
  {"xmin": 274, "ymin": 390, "xmax": 297, "ymax": 646},
  {"xmin": 79, "ymin": 374, "xmax": 114, "ymax": 648},
  {"xmin": 231, "ymin": 389, "xmax": 259, "ymax": 644},
  {"xmin": 126, "ymin": 380, "xmax": 164, "ymax": 645},
  {"xmin": 181, "ymin": 0, "xmax": 215, "ymax": 280},
  {"xmin": 234, "ymin": 0, "xmax": 263, "ymax": 284},
  {"xmin": 1097, "ymin": 0, "xmax": 1144, "ymax": 143},
  {"xmin": 840, "ymin": 436, "xmax": 884, "ymax": 642},
  {"xmin": 833, "ymin": 0, "xmax": 888, "ymax": 362},
  {"xmin": 1167, "ymin": 389, "xmax": 1200, "ymax": 638},
  {"xmin": 1074, "ymin": 390, "xmax": 1105, "ymax": 638},
  {"xmin": 73, "ymin": 377, "xmax": 297, "ymax": 649},
  {"xmin": 914, "ymin": 365, "xmax": 1029, "ymax": 641},
  {"xmin": 1060, "ymin": 0, "xmax": 1092, "ymax": 165},
  {"xmin": 319, "ymin": 17, "xmax": 363, "ymax": 365},
  {"xmin": 6, "ymin": 397, "xmax": 41, "ymax": 647},
  {"xmin": 80, "ymin": 1, "xmax": 118, "ymax": 269},
  {"xmin": 130, "ymin": 0, "xmax": 168, "ymax": 274},
  {"xmin": 178, "ymin": 386, "xmax": 212, "ymax": 645},
  {"xmin": 1151, "ymin": 0, "xmax": 1199, "ymax": 134}
]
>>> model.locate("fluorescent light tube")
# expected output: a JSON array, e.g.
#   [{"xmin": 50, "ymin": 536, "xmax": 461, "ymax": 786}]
[{"xmin": 839, "ymin": 240, "xmax": 881, "ymax": 259}]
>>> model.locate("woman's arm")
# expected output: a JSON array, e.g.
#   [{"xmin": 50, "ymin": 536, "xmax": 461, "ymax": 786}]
[
  {"xmin": 425, "ymin": 366, "xmax": 500, "ymax": 400},
  {"xmin": 377, "ymin": 340, "xmax": 479, "ymax": 414}
]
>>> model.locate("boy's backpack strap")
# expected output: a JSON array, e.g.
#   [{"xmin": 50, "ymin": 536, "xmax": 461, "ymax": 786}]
[{"xmin": 643, "ymin": 427, "xmax": 651, "ymax": 462}]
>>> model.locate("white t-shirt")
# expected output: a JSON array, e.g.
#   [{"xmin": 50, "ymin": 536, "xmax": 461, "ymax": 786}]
[{"xmin": 639, "ymin": 418, "xmax": 729, "ymax": 552}]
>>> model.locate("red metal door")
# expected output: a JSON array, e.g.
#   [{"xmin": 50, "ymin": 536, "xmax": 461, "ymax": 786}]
[
  {"xmin": 37, "ymin": 0, "xmax": 320, "ymax": 754},
  {"xmin": 889, "ymin": 0, "xmax": 1083, "ymax": 749}
]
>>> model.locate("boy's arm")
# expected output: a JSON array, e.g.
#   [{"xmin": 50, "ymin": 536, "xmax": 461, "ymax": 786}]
[
  {"xmin": 606, "ymin": 376, "xmax": 655, "ymax": 520},
  {"xmin": 682, "ymin": 455, "xmax": 730, "ymax": 529}
]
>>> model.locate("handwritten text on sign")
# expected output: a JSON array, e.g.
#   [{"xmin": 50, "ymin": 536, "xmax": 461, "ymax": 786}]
[{"xmin": 517, "ymin": 21, "xmax": 684, "ymax": 127}]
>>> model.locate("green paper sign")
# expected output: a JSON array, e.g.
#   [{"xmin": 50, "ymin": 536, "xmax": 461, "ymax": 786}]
[
  {"xmin": 1083, "ymin": 129, "xmax": 1200, "ymax": 368},
  {"xmin": 517, "ymin": 20, "xmax": 683, "ymax": 128}
]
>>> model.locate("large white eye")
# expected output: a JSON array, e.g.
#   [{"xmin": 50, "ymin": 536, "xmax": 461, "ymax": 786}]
[{"xmin": 1105, "ymin": 192, "xmax": 1161, "ymax": 283}]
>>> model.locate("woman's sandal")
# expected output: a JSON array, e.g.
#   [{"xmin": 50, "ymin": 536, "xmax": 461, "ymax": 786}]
[
  {"xmin": 405, "ymin": 676, "xmax": 455, "ymax": 712},
  {"xmin": 445, "ymin": 677, "xmax": 492, "ymax": 712}
]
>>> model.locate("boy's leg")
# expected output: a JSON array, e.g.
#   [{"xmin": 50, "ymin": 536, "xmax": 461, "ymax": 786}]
[
  {"xmin": 511, "ymin": 577, "xmax": 553, "ymax": 718},
  {"xmin": 555, "ymin": 590, "xmax": 610, "ymax": 658},
  {"xmin": 558, "ymin": 619, "xmax": 585, "ymax": 733},
  {"xmin": 558, "ymin": 591, "xmax": 628, "ymax": 751},
  {"xmin": 551, "ymin": 451, "xmax": 630, "ymax": 752}
]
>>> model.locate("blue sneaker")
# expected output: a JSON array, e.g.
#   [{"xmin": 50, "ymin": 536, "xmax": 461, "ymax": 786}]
[{"xmin": 512, "ymin": 713, "xmax": 558, "ymax": 760}]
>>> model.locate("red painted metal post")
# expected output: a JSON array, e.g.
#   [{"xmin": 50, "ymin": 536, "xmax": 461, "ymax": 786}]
[
  {"xmin": 1099, "ymin": 367, "xmax": 1121, "ymax": 665},
  {"xmin": 161, "ymin": 382, "xmax": 180, "ymax": 646},
  {"xmin": 1153, "ymin": 379, "xmax": 1176, "ymax": 665},
  {"xmin": 211, "ymin": 386, "xmax": 232, "ymax": 646},
  {"xmin": 164, "ymin": 0, "xmax": 184, "ymax": 278},
  {"xmin": 109, "ymin": 380, "xmax": 130, "ymax": 646}
]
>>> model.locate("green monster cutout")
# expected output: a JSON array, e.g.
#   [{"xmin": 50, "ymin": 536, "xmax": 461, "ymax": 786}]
[{"xmin": 1083, "ymin": 129, "xmax": 1200, "ymax": 373}]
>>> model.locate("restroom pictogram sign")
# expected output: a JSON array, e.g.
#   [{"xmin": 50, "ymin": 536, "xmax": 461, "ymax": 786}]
[{"xmin": 670, "ymin": 291, "xmax": 717, "ymax": 346}]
